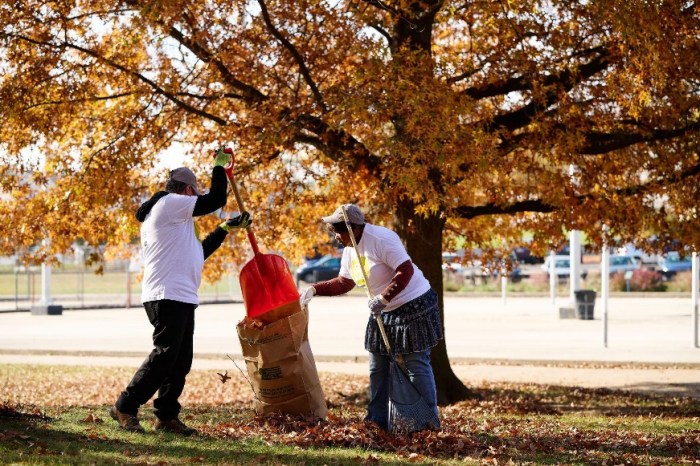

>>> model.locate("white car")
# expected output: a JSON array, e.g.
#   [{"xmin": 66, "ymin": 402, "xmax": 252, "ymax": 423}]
[
  {"xmin": 616, "ymin": 243, "xmax": 659, "ymax": 264},
  {"xmin": 442, "ymin": 252, "xmax": 465, "ymax": 274},
  {"xmin": 541, "ymin": 255, "xmax": 588, "ymax": 279}
]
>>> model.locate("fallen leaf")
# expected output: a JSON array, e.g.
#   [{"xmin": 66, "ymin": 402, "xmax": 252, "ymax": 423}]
[
  {"xmin": 81, "ymin": 413, "xmax": 103, "ymax": 424},
  {"xmin": 217, "ymin": 371, "xmax": 231, "ymax": 384}
]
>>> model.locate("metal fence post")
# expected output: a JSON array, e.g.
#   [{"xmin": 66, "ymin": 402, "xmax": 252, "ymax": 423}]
[{"xmin": 692, "ymin": 252, "xmax": 698, "ymax": 348}]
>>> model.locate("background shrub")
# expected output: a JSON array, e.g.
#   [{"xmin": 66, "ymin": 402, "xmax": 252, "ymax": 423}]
[
  {"xmin": 665, "ymin": 270, "xmax": 692, "ymax": 293},
  {"xmin": 611, "ymin": 269, "xmax": 666, "ymax": 292}
]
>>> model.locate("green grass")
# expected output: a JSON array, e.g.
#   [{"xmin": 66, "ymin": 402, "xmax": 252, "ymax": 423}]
[
  {"xmin": 2, "ymin": 364, "xmax": 699, "ymax": 465},
  {"xmin": 1, "ymin": 404, "xmax": 449, "ymax": 466},
  {"xmin": 0, "ymin": 409, "xmax": 401, "ymax": 465}
]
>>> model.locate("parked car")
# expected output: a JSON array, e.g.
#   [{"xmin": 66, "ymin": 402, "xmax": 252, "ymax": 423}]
[
  {"xmin": 616, "ymin": 243, "xmax": 659, "ymax": 264},
  {"xmin": 608, "ymin": 255, "xmax": 641, "ymax": 274},
  {"xmin": 442, "ymin": 249, "xmax": 486, "ymax": 273},
  {"xmin": 656, "ymin": 252, "xmax": 693, "ymax": 279},
  {"xmin": 461, "ymin": 259, "xmax": 523, "ymax": 284},
  {"xmin": 295, "ymin": 254, "xmax": 341, "ymax": 285},
  {"xmin": 512, "ymin": 246, "xmax": 543, "ymax": 264},
  {"xmin": 442, "ymin": 252, "xmax": 465, "ymax": 274},
  {"xmin": 443, "ymin": 251, "xmax": 521, "ymax": 283},
  {"xmin": 541, "ymin": 255, "xmax": 588, "ymax": 279}
]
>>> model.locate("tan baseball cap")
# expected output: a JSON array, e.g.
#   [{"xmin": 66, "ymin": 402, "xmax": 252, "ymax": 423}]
[
  {"xmin": 322, "ymin": 204, "xmax": 365, "ymax": 225},
  {"xmin": 169, "ymin": 167, "xmax": 201, "ymax": 195}
]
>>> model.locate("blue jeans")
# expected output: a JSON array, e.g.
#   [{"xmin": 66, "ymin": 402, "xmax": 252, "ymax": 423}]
[{"xmin": 365, "ymin": 349, "xmax": 440, "ymax": 431}]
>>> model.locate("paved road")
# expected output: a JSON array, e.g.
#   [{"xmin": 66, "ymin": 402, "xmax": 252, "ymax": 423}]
[{"xmin": 1, "ymin": 296, "xmax": 699, "ymax": 397}]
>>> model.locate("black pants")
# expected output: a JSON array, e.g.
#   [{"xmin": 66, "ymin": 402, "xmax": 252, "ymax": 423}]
[{"xmin": 115, "ymin": 299, "xmax": 195, "ymax": 421}]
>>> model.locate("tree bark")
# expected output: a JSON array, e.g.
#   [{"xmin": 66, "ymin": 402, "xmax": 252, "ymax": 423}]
[{"xmin": 393, "ymin": 199, "xmax": 475, "ymax": 405}]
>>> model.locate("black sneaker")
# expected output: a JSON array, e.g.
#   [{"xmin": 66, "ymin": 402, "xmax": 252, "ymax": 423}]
[
  {"xmin": 109, "ymin": 405, "xmax": 145, "ymax": 433},
  {"xmin": 154, "ymin": 418, "xmax": 197, "ymax": 436}
]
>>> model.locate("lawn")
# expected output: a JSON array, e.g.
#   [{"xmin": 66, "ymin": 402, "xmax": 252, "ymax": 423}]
[{"xmin": 1, "ymin": 364, "xmax": 699, "ymax": 465}]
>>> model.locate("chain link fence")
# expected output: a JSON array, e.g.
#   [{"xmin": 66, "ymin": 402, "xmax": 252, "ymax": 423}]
[{"xmin": 0, "ymin": 259, "xmax": 241, "ymax": 312}]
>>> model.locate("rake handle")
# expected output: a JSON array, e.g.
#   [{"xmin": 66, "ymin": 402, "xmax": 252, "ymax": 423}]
[
  {"xmin": 222, "ymin": 157, "xmax": 260, "ymax": 256},
  {"xmin": 341, "ymin": 206, "xmax": 394, "ymax": 357}
]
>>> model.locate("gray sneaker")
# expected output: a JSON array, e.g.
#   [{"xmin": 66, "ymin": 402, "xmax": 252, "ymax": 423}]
[
  {"xmin": 154, "ymin": 417, "xmax": 197, "ymax": 436},
  {"xmin": 109, "ymin": 405, "xmax": 145, "ymax": 433}
]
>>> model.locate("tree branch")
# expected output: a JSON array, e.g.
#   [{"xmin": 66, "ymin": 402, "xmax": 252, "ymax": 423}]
[
  {"xmin": 463, "ymin": 45, "xmax": 609, "ymax": 99},
  {"xmin": 7, "ymin": 33, "xmax": 230, "ymax": 126},
  {"xmin": 294, "ymin": 113, "xmax": 382, "ymax": 171},
  {"xmin": 24, "ymin": 92, "xmax": 138, "ymax": 110},
  {"xmin": 257, "ymin": 0, "xmax": 327, "ymax": 112},
  {"xmin": 163, "ymin": 20, "xmax": 267, "ymax": 104},
  {"xmin": 455, "ymin": 156, "xmax": 700, "ymax": 220},
  {"xmin": 371, "ymin": 23, "xmax": 392, "ymax": 43},
  {"xmin": 447, "ymin": 65, "xmax": 483, "ymax": 85},
  {"xmin": 456, "ymin": 199, "xmax": 556, "ymax": 219},
  {"xmin": 487, "ymin": 49, "xmax": 611, "ymax": 131},
  {"xmin": 581, "ymin": 121, "xmax": 700, "ymax": 154},
  {"xmin": 120, "ymin": 0, "xmax": 267, "ymax": 104}
]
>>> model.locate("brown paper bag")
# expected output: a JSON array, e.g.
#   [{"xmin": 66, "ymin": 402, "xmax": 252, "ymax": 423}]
[{"xmin": 237, "ymin": 307, "xmax": 327, "ymax": 420}]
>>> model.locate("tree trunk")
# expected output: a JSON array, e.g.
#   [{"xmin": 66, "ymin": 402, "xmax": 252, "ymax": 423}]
[{"xmin": 393, "ymin": 199, "xmax": 475, "ymax": 405}]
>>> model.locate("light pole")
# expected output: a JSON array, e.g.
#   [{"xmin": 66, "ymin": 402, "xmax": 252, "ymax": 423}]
[{"xmin": 30, "ymin": 238, "xmax": 63, "ymax": 315}]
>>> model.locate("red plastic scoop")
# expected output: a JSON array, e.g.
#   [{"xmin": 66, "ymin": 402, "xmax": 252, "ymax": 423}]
[{"xmin": 221, "ymin": 149, "xmax": 300, "ymax": 324}]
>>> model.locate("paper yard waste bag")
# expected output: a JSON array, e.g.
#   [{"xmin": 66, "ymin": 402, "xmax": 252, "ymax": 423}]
[{"xmin": 237, "ymin": 307, "xmax": 327, "ymax": 420}]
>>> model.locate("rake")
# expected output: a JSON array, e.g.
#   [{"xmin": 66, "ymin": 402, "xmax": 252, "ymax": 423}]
[{"xmin": 340, "ymin": 206, "xmax": 440, "ymax": 434}]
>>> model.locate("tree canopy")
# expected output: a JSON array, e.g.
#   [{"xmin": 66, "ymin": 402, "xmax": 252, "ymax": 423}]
[{"xmin": 1, "ymin": 0, "xmax": 699, "ymax": 402}]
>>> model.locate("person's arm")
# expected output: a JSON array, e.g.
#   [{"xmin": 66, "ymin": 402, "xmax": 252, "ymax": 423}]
[
  {"xmin": 368, "ymin": 260, "xmax": 414, "ymax": 315},
  {"xmin": 379, "ymin": 259, "xmax": 414, "ymax": 302},
  {"xmin": 201, "ymin": 226, "xmax": 228, "ymax": 260},
  {"xmin": 192, "ymin": 166, "xmax": 228, "ymax": 216},
  {"xmin": 201, "ymin": 212, "xmax": 252, "ymax": 260},
  {"xmin": 313, "ymin": 276, "xmax": 356, "ymax": 296},
  {"xmin": 299, "ymin": 275, "xmax": 356, "ymax": 308}
]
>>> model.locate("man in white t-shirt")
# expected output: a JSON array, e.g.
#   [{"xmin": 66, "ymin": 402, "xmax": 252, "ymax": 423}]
[
  {"xmin": 110, "ymin": 147, "xmax": 251, "ymax": 435},
  {"xmin": 299, "ymin": 204, "xmax": 443, "ymax": 432}
]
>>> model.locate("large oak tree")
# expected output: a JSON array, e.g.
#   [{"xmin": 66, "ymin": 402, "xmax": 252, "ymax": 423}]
[{"xmin": 1, "ymin": 1, "xmax": 698, "ymax": 403}]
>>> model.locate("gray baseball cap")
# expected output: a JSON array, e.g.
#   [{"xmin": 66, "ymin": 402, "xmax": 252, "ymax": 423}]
[
  {"xmin": 322, "ymin": 204, "xmax": 365, "ymax": 225},
  {"xmin": 169, "ymin": 167, "xmax": 201, "ymax": 195}
]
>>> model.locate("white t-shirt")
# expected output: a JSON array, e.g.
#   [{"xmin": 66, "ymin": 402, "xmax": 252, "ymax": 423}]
[
  {"xmin": 339, "ymin": 224, "xmax": 431, "ymax": 311},
  {"xmin": 140, "ymin": 194, "xmax": 204, "ymax": 305}
]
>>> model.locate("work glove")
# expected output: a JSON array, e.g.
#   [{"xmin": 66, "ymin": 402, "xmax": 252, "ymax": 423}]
[
  {"xmin": 368, "ymin": 295, "xmax": 388, "ymax": 316},
  {"xmin": 299, "ymin": 286, "xmax": 316, "ymax": 308},
  {"xmin": 214, "ymin": 146, "xmax": 233, "ymax": 168},
  {"xmin": 219, "ymin": 211, "xmax": 252, "ymax": 232}
]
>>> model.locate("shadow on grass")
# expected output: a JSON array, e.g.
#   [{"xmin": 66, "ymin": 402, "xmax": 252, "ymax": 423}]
[
  {"xmin": 0, "ymin": 405, "xmax": 420, "ymax": 466},
  {"xmin": 623, "ymin": 381, "xmax": 700, "ymax": 400},
  {"xmin": 452, "ymin": 382, "xmax": 700, "ymax": 417}
]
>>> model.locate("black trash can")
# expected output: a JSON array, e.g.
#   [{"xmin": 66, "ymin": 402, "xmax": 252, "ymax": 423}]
[{"xmin": 574, "ymin": 290, "xmax": 596, "ymax": 320}]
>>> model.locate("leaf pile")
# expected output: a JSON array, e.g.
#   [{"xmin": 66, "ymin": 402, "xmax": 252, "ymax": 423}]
[
  {"xmin": 2, "ymin": 364, "xmax": 700, "ymax": 464},
  {"xmin": 203, "ymin": 410, "xmax": 700, "ymax": 464},
  {"xmin": 201, "ymin": 382, "xmax": 700, "ymax": 464}
]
